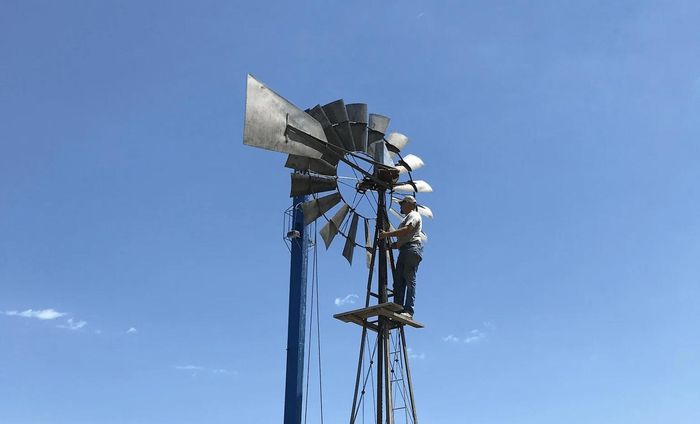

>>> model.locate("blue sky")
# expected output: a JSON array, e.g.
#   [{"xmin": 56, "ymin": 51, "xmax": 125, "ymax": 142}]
[{"xmin": 2, "ymin": 1, "xmax": 700, "ymax": 423}]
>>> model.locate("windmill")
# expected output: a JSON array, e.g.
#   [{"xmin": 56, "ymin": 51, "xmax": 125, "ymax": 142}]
[{"xmin": 243, "ymin": 75, "xmax": 433, "ymax": 424}]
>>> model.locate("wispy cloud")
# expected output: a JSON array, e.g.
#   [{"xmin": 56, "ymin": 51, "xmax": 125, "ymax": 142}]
[
  {"xmin": 174, "ymin": 365, "xmax": 237, "ymax": 376},
  {"xmin": 175, "ymin": 365, "xmax": 204, "ymax": 371},
  {"xmin": 464, "ymin": 329, "xmax": 485, "ymax": 344},
  {"xmin": 443, "ymin": 321, "xmax": 495, "ymax": 345},
  {"xmin": 3, "ymin": 309, "xmax": 66, "ymax": 320},
  {"xmin": 57, "ymin": 318, "xmax": 87, "ymax": 331},
  {"xmin": 126, "ymin": 327, "xmax": 138, "ymax": 334},
  {"xmin": 213, "ymin": 368, "xmax": 238, "ymax": 376},
  {"xmin": 334, "ymin": 294, "xmax": 359, "ymax": 307},
  {"xmin": 407, "ymin": 347, "xmax": 426, "ymax": 360},
  {"xmin": 3, "ymin": 308, "xmax": 93, "ymax": 333}
]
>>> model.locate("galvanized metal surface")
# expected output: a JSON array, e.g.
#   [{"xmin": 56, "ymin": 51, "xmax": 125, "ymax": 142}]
[
  {"xmin": 284, "ymin": 155, "xmax": 337, "ymax": 176},
  {"xmin": 290, "ymin": 173, "xmax": 338, "ymax": 197},
  {"xmin": 307, "ymin": 104, "xmax": 345, "ymax": 149},
  {"xmin": 322, "ymin": 99, "xmax": 349, "ymax": 124},
  {"xmin": 347, "ymin": 104, "xmax": 368, "ymax": 152},
  {"xmin": 368, "ymin": 113, "xmax": 390, "ymax": 134},
  {"xmin": 389, "ymin": 207, "xmax": 403, "ymax": 222},
  {"xmin": 371, "ymin": 140, "xmax": 394, "ymax": 167},
  {"xmin": 333, "ymin": 121, "xmax": 356, "ymax": 151},
  {"xmin": 244, "ymin": 75, "xmax": 326, "ymax": 159},
  {"xmin": 400, "ymin": 325, "xmax": 419, "ymax": 423},
  {"xmin": 319, "ymin": 203, "xmax": 350, "ymax": 249},
  {"xmin": 346, "ymin": 103, "xmax": 368, "ymax": 123},
  {"xmin": 350, "ymin": 123, "xmax": 368, "ymax": 152},
  {"xmin": 393, "ymin": 179, "xmax": 433, "ymax": 193},
  {"xmin": 342, "ymin": 212, "xmax": 360, "ymax": 264},
  {"xmin": 367, "ymin": 113, "xmax": 390, "ymax": 146},
  {"xmin": 417, "ymin": 203, "xmax": 433, "ymax": 219},
  {"xmin": 364, "ymin": 218, "xmax": 371, "ymax": 269},
  {"xmin": 300, "ymin": 192, "xmax": 342, "ymax": 226},
  {"xmin": 395, "ymin": 153, "xmax": 424, "ymax": 173},
  {"xmin": 385, "ymin": 132, "xmax": 409, "ymax": 151}
]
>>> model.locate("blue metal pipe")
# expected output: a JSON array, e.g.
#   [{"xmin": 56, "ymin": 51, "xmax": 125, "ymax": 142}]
[{"xmin": 283, "ymin": 194, "xmax": 309, "ymax": 424}]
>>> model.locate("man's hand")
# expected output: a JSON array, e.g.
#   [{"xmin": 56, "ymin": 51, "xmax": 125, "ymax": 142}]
[{"xmin": 378, "ymin": 230, "xmax": 389, "ymax": 239}]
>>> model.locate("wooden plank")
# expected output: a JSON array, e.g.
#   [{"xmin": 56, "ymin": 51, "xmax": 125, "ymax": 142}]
[
  {"xmin": 334, "ymin": 302, "xmax": 424, "ymax": 329},
  {"xmin": 334, "ymin": 302, "xmax": 402, "ymax": 321},
  {"xmin": 388, "ymin": 312, "xmax": 424, "ymax": 329}
]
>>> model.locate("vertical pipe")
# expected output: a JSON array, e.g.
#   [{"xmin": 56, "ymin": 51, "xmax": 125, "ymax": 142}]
[
  {"xmin": 384, "ymin": 328, "xmax": 393, "ymax": 424},
  {"xmin": 400, "ymin": 326, "xmax": 418, "ymax": 424},
  {"xmin": 283, "ymin": 193, "xmax": 309, "ymax": 424},
  {"xmin": 350, "ymin": 234, "xmax": 380, "ymax": 424},
  {"xmin": 377, "ymin": 190, "xmax": 388, "ymax": 305},
  {"xmin": 376, "ymin": 325, "xmax": 384, "ymax": 424},
  {"xmin": 377, "ymin": 189, "xmax": 395, "ymax": 424}
]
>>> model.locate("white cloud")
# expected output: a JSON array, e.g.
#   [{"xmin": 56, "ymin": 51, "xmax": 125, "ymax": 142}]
[
  {"xmin": 175, "ymin": 365, "xmax": 237, "ymax": 376},
  {"xmin": 126, "ymin": 327, "xmax": 138, "ymax": 334},
  {"xmin": 442, "ymin": 334, "xmax": 460, "ymax": 343},
  {"xmin": 57, "ymin": 318, "xmax": 87, "ymax": 330},
  {"xmin": 4, "ymin": 309, "xmax": 66, "ymax": 320},
  {"xmin": 213, "ymin": 368, "xmax": 238, "ymax": 376},
  {"xmin": 334, "ymin": 294, "xmax": 359, "ymax": 307},
  {"xmin": 443, "ymin": 322, "xmax": 495, "ymax": 345},
  {"xmin": 175, "ymin": 365, "xmax": 204, "ymax": 371},
  {"xmin": 483, "ymin": 321, "xmax": 496, "ymax": 330},
  {"xmin": 464, "ymin": 329, "xmax": 485, "ymax": 344},
  {"xmin": 407, "ymin": 347, "xmax": 426, "ymax": 360}
]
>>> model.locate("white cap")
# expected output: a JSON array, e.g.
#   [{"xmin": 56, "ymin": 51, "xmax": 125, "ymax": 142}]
[{"xmin": 398, "ymin": 195, "xmax": 417, "ymax": 205}]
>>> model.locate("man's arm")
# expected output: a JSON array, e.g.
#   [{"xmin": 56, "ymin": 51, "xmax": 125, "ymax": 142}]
[{"xmin": 378, "ymin": 223, "xmax": 414, "ymax": 240}]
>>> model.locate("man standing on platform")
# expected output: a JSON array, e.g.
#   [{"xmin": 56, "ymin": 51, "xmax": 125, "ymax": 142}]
[{"xmin": 378, "ymin": 195, "xmax": 424, "ymax": 319}]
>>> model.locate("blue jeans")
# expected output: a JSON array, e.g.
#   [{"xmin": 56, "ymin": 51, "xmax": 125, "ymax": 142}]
[{"xmin": 393, "ymin": 244, "xmax": 422, "ymax": 315}]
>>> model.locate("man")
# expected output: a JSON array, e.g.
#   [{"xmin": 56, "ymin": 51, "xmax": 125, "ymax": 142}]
[{"xmin": 378, "ymin": 195, "xmax": 423, "ymax": 319}]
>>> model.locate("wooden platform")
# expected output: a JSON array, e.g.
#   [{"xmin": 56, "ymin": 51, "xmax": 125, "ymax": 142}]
[{"xmin": 334, "ymin": 302, "xmax": 424, "ymax": 330}]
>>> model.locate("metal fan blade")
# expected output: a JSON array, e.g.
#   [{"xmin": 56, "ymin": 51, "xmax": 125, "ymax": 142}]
[
  {"xmin": 319, "ymin": 204, "xmax": 350, "ymax": 249},
  {"xmin": 364, "ymin": 218, "xmax": 371, "ymax": 269},
  {"xmin": 342, "ymin": 212, "xmax": 359, "ymax": 264},
  {"xmin": 323, "ymin": 100, "xmax": 355, "ymax": 151},
  {"xmin": 389, "ymin": 207, "xmax": 404, "ymax": 221},
  {"xmin": 347, "ymin": 103, "xmax": 368, "ymax": 152},
  {"xmin": 385, "ymin": 132, "xmax": 409, "ymax": 152},
  {"xmin": 243, "ymin": 75, "xmax": 326, "ymax": 159},
  {"xmin": 395, "ymin": 154, "xmax": 424, "ymax": 174},
  {"xmin": 370, "ymin": 141, "xmax": 394, "ymax": 167},
  {"xmin": 367, "ymin": 113, "xmax": 390, "ymax": 146},
  {"xmin": 307, "ymin": 105, "xmax": 345, "ymax": 149},
  {"xmin": 322, "ymin": 99, "xmax": 349, "ymax": 123},
  {"xmin": 301, "ymin": 192, "xmax": 342, "ymax": 226},
  {"xmin": 285, "ymin": 155, "xmax": 337, "ymax": 176},
  {"xmin": 417, "ymin": 204, "xmax": 434, "ymax": 219},
  {"xmin": 350, "ymin": 123, "xmax": 367, "ymax": 153},
  {"xmin": 394, "ymin": 180, "xmax": 433, "ymax": 193},
  {"xmin": 334, "ymin": 122, "xmax": 356, "ymax": 151},
  {"xmin": 392, "ymin": 196, "xmax": 433, "ymax": 218},
  {"xmin": 290, "ymin": 174, "xmax": 338, "ymax": 197}
]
